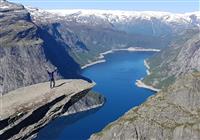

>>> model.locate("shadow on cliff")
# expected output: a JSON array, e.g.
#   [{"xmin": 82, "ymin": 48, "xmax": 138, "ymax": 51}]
[
  {"xmin": 36, "ymin": 107, "xmax": 101, "ymax": 140},
  {"xmin": 38, "ymin": 26, "xmax": 92, "ymax": 83}
]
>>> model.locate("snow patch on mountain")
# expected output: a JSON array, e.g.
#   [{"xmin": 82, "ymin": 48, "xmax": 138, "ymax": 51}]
[
  {"xmin": 46, "ymin": 9, "xmax": 200, "ymax": 25},
  {"xmin": 26, "ymin": 6, "xmax": 200, "ymax": 27}
]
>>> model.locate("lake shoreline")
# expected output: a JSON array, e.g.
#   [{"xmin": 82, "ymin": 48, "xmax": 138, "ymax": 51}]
[
  {"xmin": 38, "ymin": 50, "xmax": 158, "ymax": 140},
  {"xmin": 144, "ymin": 60, "xmax": 150, "ymax": 75},
  {"xmin": 135, "ymin": 59, "xmax": 160, "ymax": 92},
  {"xmin": 81, "ymin": 47, "xmax": 161, "ymax": 92},
  {"xmin": 81, "ymin": 47, "xmax": 160, "ymax": 69},
  {"xmin": 135, "ymin": 80, "xmax": 160, "ymax": 92}
]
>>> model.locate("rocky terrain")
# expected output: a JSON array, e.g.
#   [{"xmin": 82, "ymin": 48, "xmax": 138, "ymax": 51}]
[
  {"xmin": 143, "ymin": 27, "xmax": 200, "ymax": 89},
  {"xmin": 0, "ymin": 79, "xmax": 105, "ymax": 140},
  {"xmin": 0, "ymin": 1, "xmax": 105, "ymax": 140},
  {"xmin": 1, "ymin": 0, "xmax": 200, "ymax": 140},
  {"xmin": 90, "ymin": 73, "xmax": 200, "ymax": 140},
  {"xmin": 1, "ymin": 0, "xmax": 199, "ymax": 94},
  {"xmin": 0, "ymin": 1, "xmax": 81, "ymax": 94},
  {"xmin": 0, "ymin": 0, "xmax": 161, "ymax": 94}
]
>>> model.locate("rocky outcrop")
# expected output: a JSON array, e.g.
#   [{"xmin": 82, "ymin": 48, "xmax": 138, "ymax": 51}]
[
  {"xmin": 0, "ymin": 2, "xmax": 106, "ymax": 139},
  {"xmin": 143, "ymin": 27, "xmax": 200, "ymax": 89},
  {"xmin": 1, "ymin": 0, "xmax": 199, "ymax": 94},
  {"xmin": 90, "ymin": 73, "xmax": 200, "ymax": 140},
  {"xmin": 0, "ymin": 79, "xmax": 105, "ymax": 140},
  {"xmin": 0, "ymin": 1, "xmax": 81, "ymax": 94},
  {"xmin": 1, "ymin": 1, "xmax": 200, "ymax": 140},
  {"xmin": 0, "ymin": 1, "xmax": 47, "ymax": 94}
]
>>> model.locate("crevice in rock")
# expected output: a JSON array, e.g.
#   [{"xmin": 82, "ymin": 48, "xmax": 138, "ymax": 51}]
[
  {"xmin": 0, "ymin": 118, "xmax": 9, "ymax": 130},
  {"xmin": 0, "ymin": 95, "xmax": 66, "ymax": 140},
  {"xmin": 61, "ymin": 89, "xmax": 90, "ymax": 114},
  {"xmin": 22, "ymin": 88, "xmax": 92, "ymax": 139}
]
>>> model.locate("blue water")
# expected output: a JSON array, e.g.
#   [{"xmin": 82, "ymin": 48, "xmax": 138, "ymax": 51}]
[{"xmin": 36, "ymin": 51, "xmax": 155, "ymax": 140}]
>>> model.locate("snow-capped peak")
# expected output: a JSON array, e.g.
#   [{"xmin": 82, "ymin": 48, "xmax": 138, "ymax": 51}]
[
  {"xmin": 26, "ymin": 7, "xmax": 200, "ymax": 26},
  {"xmin": 45, "ymin": 9, "xmax": 200, "ymax": 25}
]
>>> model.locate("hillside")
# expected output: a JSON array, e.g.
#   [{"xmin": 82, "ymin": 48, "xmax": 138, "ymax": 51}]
[
  {"xmin": 1, "ymin": 0, "xmax": 200, "ymax": 139},
  {"xmin": 27, "ymin": 7, "xmax": 164, "ymax": 66},
  {"xmin": 90, "ymin": 73, "xmax": 200, "ymax": 140},
  {"xmin": 27, "ymin": 8, "xmax": 200, "ymax": 66},
  {"xmin": 1, "ymin": 1, "xmax": 199, "ymax": 94},
  {"xmin": 0, "ymin": 1, "xmax": 106, "ymax": 139},
  {"xmin": 0, "ymin": 1, "xmax": 80, "ymax": 94},
  {"xmin": 143, "ymin": 27, "xmax": 200, "ymax": 89},
  {"xmin": 90, "ymin": 15, "xmax": 200, "ymax": 140}
]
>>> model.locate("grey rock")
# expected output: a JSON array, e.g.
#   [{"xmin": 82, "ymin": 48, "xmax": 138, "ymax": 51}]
[
  {"xmin": 90, "ymin": 74, "xmax": 200, "ymax": 140},
  {"xmin": 0, "ymin": 1, "xmax": 80, "ymax": 94},
  {"xmin": 0, "ymin": 79, "xmax": 105, "ymax": 140},
  {"xmin": 143, "ymin": 28, "xmax": 200, "ymax": 89}
]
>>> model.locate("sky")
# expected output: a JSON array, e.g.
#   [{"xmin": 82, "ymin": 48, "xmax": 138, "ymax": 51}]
[{"xmin": 9, "ymin": 0, "xmax": 199, "ymax": 13}]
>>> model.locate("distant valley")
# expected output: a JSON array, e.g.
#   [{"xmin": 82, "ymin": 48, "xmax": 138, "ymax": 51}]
[{"xmin": 0, "ymin": 0, "xmax": 200, "ymax": 139}]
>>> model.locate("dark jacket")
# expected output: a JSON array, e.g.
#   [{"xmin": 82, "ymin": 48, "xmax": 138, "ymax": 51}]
[{"xmin": 47, "ymin": 69, "xmax": 57, "ymax": 80}]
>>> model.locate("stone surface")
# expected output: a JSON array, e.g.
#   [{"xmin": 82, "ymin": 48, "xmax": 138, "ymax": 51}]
[
  {"xmin": 0, "ymin": 79, "xmax": 93, "ymax": 119},
  {"xmin": 143, "ymin": 28, "xmax": 200, "ymax": 89},
  {"xmin": 90, "ymin": 74, "xmax": 200, "ymax": 140},
  {"xmin": 0, "ymin": 0, "xmax": 80, "ymax": 94},
  {"xmin": 0, "ymin": 79, "xmax": 105, "ymax": 140},
  {"xmin": 1, "ymin": 0, "xmax": 199, "ymax": 94}
]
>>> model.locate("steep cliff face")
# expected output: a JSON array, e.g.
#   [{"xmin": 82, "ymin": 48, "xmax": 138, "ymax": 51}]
[
  {"xmin": 0, "ymin": 79, "xmax": 105, "ymax": 140},
  {"xmin": 27, "ymin": 8, "xmax": 200, "ymax": 69},
  {"xmin": 1, "ymin": 1, "xmax": 200, "ymax": 140},
  {"xmin": 0, "ymin": 3, "xmax": 105, "ymax": 139},
  {"xmin": 143, "ymin": 27, "xmax": 200, "ymax": 89},
  {"xmin": 27, "ymin": 7, "xmax": 176, "ymax": 66},
  {"xmin": 0, "ymin": 2, "xmax": 105, "ymax": 139},
  {"xmin": 0, "ymin": 1, "xmax": 80, "ymax": 94},
  {"xmin": 90, "ymin": 73, "xmax": 200, "ymax": 140},
  {"xmin": 1, "ymin": 1, "xmax": 199, "ymax": 94}
]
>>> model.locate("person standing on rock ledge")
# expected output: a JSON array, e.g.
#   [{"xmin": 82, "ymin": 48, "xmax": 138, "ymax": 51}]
[{"xmin": 46, "ymin": 68, "xmax": 57, "ymax": 88}]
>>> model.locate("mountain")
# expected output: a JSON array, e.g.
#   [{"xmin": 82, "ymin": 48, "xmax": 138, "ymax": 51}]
[
  {"xmin": 27, "ymin": 7, "xmax": 168, "ymax": 66},
  {"xmin": 1, "ymin": 1, "xmax": 200, "ymax": 139},
  {"xmin": 89, "ymin": 13, "xmax": 200, "ymax": 140},
  {"xmin": 89, "ymin": 18, "xmax": 200, "ymax": 140},
  {"xmin": 143, "ymin": 27, "xmax": 200, "ymax": 88},
  {"xmin": 42, "ymin": 9, "xmax": 200, "ymax": 140},
  {"xmin": 46, "ymin": 9, "xmax": 200, "ymax": 38},
  {"xmin": 90, "ymin": 73, "xmax": 200, "ymax": 140},
  {"xmin": 0, "ymin": 1, "xmax": 105, "ymax": 139},
  {"xmin": 27, "ymin": 8, "xmax": 200, "ymax": 66},
  {"xmin": 0, "ymin": 1, "xmax": 81, "ymax": 94}
]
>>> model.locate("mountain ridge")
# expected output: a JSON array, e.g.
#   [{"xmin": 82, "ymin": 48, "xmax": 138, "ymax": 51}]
[
  {"xmin": 1, "ymin": 1, "xmax": 200, "ymax": 139},
  {"xmin": 45, "ymin": 9, "xmax": 200, "ymax": 25}
]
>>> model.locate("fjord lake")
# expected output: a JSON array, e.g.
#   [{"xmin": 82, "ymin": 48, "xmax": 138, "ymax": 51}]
[{"xmin": 36, "ymin": 51, "xmax": 156, "ymax": 140}]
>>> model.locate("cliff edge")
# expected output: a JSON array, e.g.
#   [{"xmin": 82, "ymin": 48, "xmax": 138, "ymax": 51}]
[{"xmin": 0, "ymin": 79, "xmax": 105, "ymax": 140}]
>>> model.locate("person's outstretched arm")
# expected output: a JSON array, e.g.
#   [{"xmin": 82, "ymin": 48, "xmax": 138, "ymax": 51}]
[{"xmin": 46, "ymin": 69, "xmax": 51, "ymax": 75}]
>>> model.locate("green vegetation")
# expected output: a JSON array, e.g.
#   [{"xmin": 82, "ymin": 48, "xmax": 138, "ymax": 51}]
[{"xmin": 143, "ymin": 27, "xmax": 200, "ymax": 89}]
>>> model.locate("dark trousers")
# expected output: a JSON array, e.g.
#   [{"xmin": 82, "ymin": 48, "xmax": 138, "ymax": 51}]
[{"xmin": 50, "ymin": 79, "xmax": 55, "ymax": 88}]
